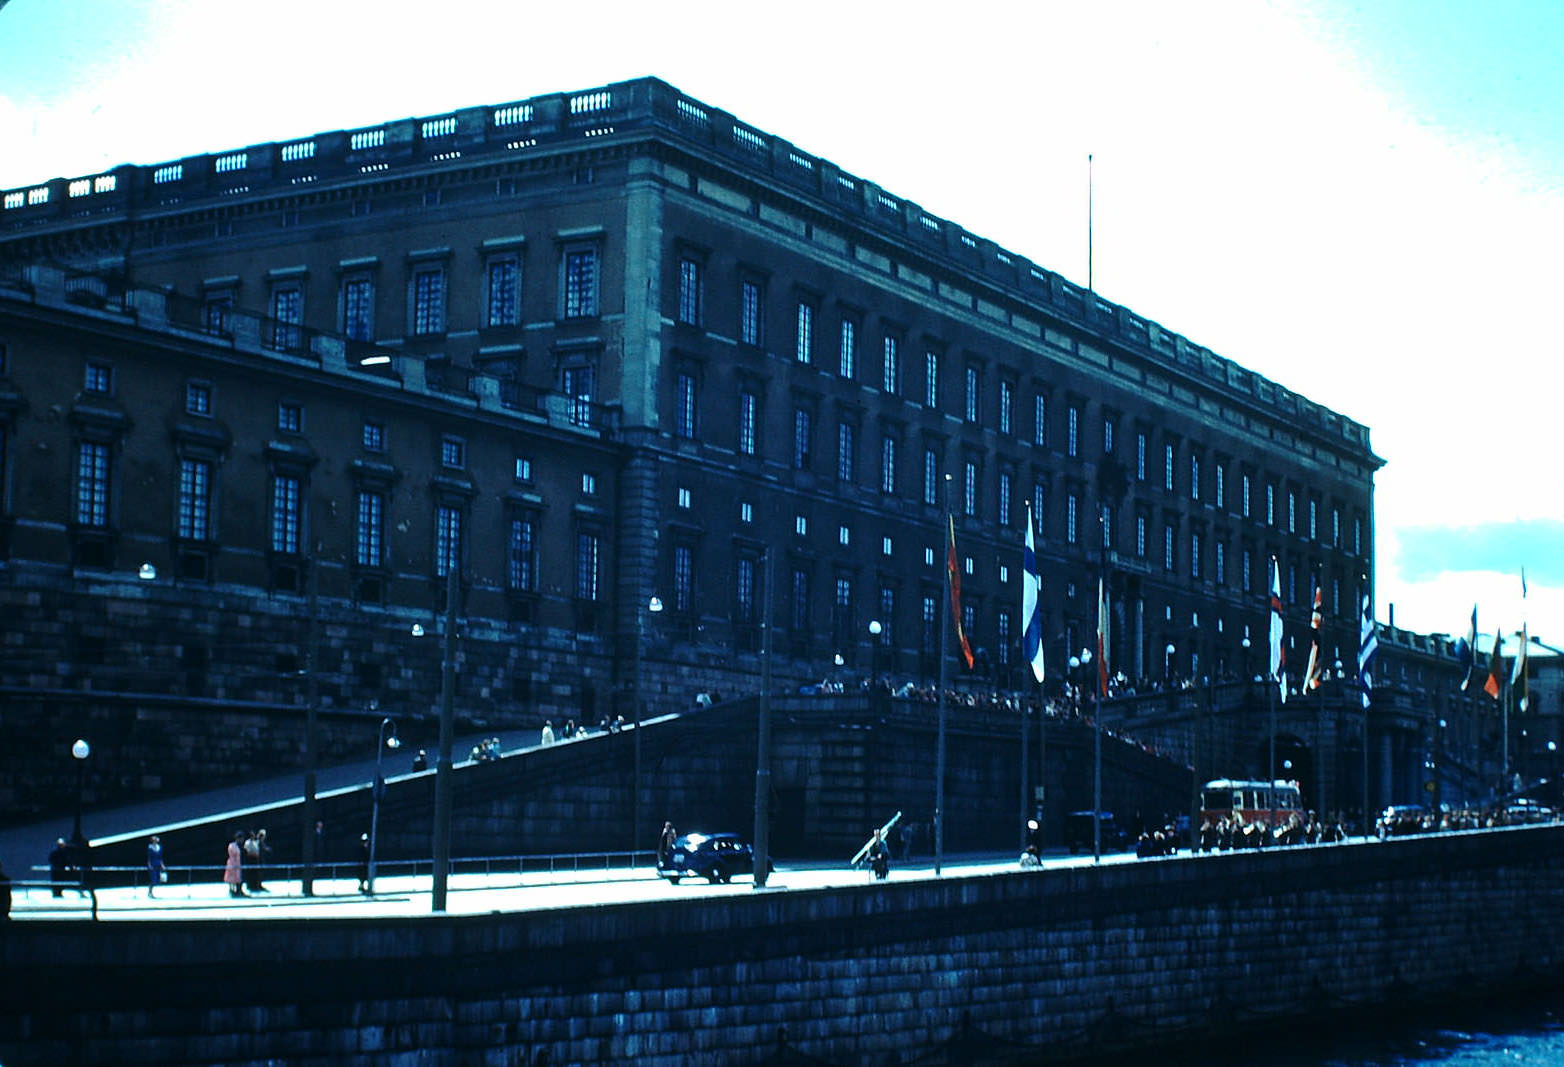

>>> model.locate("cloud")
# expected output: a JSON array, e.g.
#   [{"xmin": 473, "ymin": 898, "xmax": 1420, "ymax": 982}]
[{"xmin": 1394, "ymin": 521, "xmax": 1564, "ymax": 584}]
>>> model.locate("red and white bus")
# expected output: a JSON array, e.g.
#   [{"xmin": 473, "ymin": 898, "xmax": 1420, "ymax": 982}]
[{"xmin": 1200, "ymin": 778, "xmax": 1305, "ymax": 826}]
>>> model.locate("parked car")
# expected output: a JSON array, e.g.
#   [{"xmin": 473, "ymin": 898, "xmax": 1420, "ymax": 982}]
[
  {"xmin": 657, "ymin": 832, "xmax": 754, "ymax": 884},
  {"xmin": 1503, "ymin": 799, "xmax": 1557, "ymax": 824},
  {"xmin": 1063, "ymin": 811, "xmax": 1127, "ymax": 854}
]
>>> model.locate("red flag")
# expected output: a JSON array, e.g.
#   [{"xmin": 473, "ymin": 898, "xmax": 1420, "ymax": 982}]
[
  {"xmin": 1483, "ymin": 629, "xmax": 1503, "ymax": 699},
  {"xmin": 1096, "ymin": 577, "xmax": 1110, "ymax": 697},
  {"xmin": 947, "ymin": 516, "xmax": 975, "ymax": 669},
  {"xmin": 1304, "ymin": 576, "xmax": 1324, "ymax": 692}
]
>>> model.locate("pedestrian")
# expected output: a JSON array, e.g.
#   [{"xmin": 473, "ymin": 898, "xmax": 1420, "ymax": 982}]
[
  {"xmin": 411, "ymin": 749, "xmax": 428, "ymax": 772},
  {"xmin": 658, "ymin": 821, "xmax": 678, "ymax": 866},
  {"xmin": 146, "ymin": 835, "xmax": 165, "ymax": 897},
  {"xmin": 1019, "ymin": 844, "xmax": 1042, "ymax": 869},
  {"xmin": 48, "ymin": 837, "xmax": 69, "ymax": 899},
  {"xmin": 868, "ymin": 828, "xmax": 891, "ymax": 881},
  {"xmin": 357, "ymin": 833, "xmax": 371, "ymax": 894},
  {"xmin": 541, "ymin": 720, "xmax": 555, "ymax": 745},
  {"xmin": 225, "ymin": 832, "xmax": 246, "ymax": 897},
  {"xmin": 243, "ymin": 829, "xmax": 266, "ymax": 893}
]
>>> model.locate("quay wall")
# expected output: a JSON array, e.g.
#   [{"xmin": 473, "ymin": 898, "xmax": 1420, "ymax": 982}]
[{"xmin": 5, "ymin": 826, "xmax": 1564, "ymax": 1065}]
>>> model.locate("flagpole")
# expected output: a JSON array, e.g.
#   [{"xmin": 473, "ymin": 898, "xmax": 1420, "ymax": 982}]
[
  {"xmin": 1087, "ymin": 153, "xmax": 1094, "ymax": 294},
  {"xmin": 936, "ymin": 475, "xmax": 951, "ymax": 877}
]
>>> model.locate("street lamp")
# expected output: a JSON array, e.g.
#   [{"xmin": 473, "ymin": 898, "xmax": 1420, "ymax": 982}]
[
  {"xmin": 633, "ymin": 595, "xmax": 663, "ymax": 856},
  {"xmin": 1242, "ymin": 636, "xmax": 1253, "ymax": 680},
  {"xmin": 69, "ymin": 739, "xmax": 91, "ymax": 848},
  {"xmin": 366, "ymin": 716, "xmax": 400, "ymax": 895},
  {"xmin": 137, "ymin": 562, "xmax": 157, "ymax": 582},
  {"xmin": 1164, "ymin": 642, "xmax": 1176, "ymax": 687},
  {"xmin": 869, "ymin": 619, "xmax": 883, "ymax": 683}
]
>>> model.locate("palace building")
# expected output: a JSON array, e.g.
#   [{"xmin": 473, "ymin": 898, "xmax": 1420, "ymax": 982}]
[{"xmin": 0, "ymin": 79, "xmax": 1382, "ymax": 806}]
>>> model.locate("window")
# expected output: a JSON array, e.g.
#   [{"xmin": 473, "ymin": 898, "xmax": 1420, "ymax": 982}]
[
  {"xmin": 837, "ymin": 422, "xmax": 855, "ymax": 481},
  {"xmin": 563, "ymin": 364, "xmax": 595, "ymax": 427},
  {"xmin": 1000, "ymin": 380, "xmax": 1014, "ymax": 435},
  {"xmin": 435, "ymin": 505, "xmax": 461, "ymax": 577},
  {"xmin": 880, "ymin": 435, "xmax": 896, "ymax": 495},
  {"xmin": 997, "ymin": 612, "xmax": 1012, "ymax": 666},
  {"xmin": 795, "ymin": 302, "xmax": 814, "ymax": 364},
  {"xmin": 675, "ymin": 372, "xmax": 698, "ymax": 438},
  {"xmin": 677, "ymin": 487, "xmax": 691, "ymax": 509},
  {"xmin": 1332, "ymin": 507, "xmax": 1341, "ymax": 547},
  {"xmin": 1266, "ymin": 483, "xmax": 1275, "ymax": 526},
  {"xmin": 277, "ymin": 402, "xmax": 302, "ymax": 434},
  {"xmin": 487, "ymin": 258, "xmax": 521, "ymax": 327},
  {"xmin": 1242, "ymin": 473, "xmax": 1252, "ymax": 518},
  {"xmin": 838, "ymin": 525, "xmax": 850, "ymax": 546},
  {"xmin": 677, "ymin": 258, "xmax": 702, "ymax": 325},
  {"xmin": 1033, "ymin": 483, "xmax": 1046, "ymax": 534},
  {"xmin": 1164, "ymin": 443, "xmax": 1175, "ymax": 492},
  {"xmin": 1164, "ymin": 523, "xmax": 1175, "ymax": 572},
  {"xmin": 674, "ymin": 545, "xmax": 694, "ymax": 612},
  {"xmin": 356, "ymin": 491, "xmax": 384, "ymax": 568},
  {"xmin": 1308, "ymin": 497, "xmax": 1318, "ymax": 541},
  {"xmin": 1191, "ymin": 530, "xmax": 1202, "ymax": 578},
  {"xmin": 998, "ymin": 471, "xmax": 1013, "ymax": 527},
  {"xmin": 963, "ymin": 460, "xmax": 978, "ymax": 517},
  {"xmin": 834, "ymin": 576, "xmax": 853, "ymax": 634},
  {"xmin": 795, "ymin": 514, "xmax": 808, "ymax": 537},
  {"xmin": 881, "ymin": 335, "xmax": 900, "ymax": 395},
  {"xmin": 1067, "ymin": 405, "xmax": 1079, "ymax": 457},
  {"xmin": 922, "ymin": 594, "xmax": 938, "ymax": 652},
  {"xmin": 411, "ymin": 266, "xmax": 445, "ymax": 335},
  {"xmin": 508, "ymin": 515, "xmax": 536, "ymax": 590},
  {"xmin": 269, "ymin": 285, "xmax": 303, "ymax": 350},
  {"xmin": 203, "ymin": 293, "xmax": 233, "ymax": 337},
  {"xmin": 879, "ymin": 588, "xmax": 896, "ymax": 644},
  {"xmin": 1215, "ymin": 540, "xmax": 1226, "ymax": 585},
  {"xmin": 740, "ymin": 501, "xmax": 753, "ymax": 524},
  {"xmin": 271, "ymin": 474, "xmax": 302, "ymax": 554},
  {"xmin": 738, "ymin": 390, "xmax": 758, "ymax": 456},
  {"xmin": 582, "ymin": 472, "xmax": 597, "ymax": 495},
  {"xmin": 740, "ymin": 280, "xmax": 762, "ymax": 346},
  {"xmin": 1034, "ymin": 393, "xmax": 1048, "ymax": 447},
  {"xmin": 563, "ymin": 247, "xmax": 598, "ymax": 318},
  {"xmin": 1215, "ymin": 464, "xmax": 1226, "ymax": 510},
  {"xmin": 1190, "ymin": 454, "xmax": 1200, "ymax": 501},
  {"xmin": 176, "ymin": 458, "xmax": 212, "ymax": 540},
  {"xmin": 1066, "ymin": 492, "xmax": 1078, "ymax": 543},
  {"xmin": 1288, "ymin": 491, "xmax": 1297, "ymax": 534},
  {"xmin": 1101, "ymin": 503, "xmax": 1113, "ymax": 549},
  {"xmin": 1102, "ymin": 416, "xmax": 1114, "ymax": 455},
  {"xmin": 514, "ymin": 456, "xmax": 533, "ymax": 481},
  {"xmin": 1243, "ymin": 548, "xmax": 1253, "ymax": 592},
  {"xmin": 74, "ymin": 441, "xmax": 110, "ymax": 526},
  {"xmin": 185, "ymin": 381, "xmax": 212, "ymax": 416},
  {"xmin": 575, "ymin": 532, "xmax": 600, "ymax": 599},
  {"xmin": 440, "ymin": 436, "xmax": 465, "ymax": 469},
  {"xmin": 965, "ymin": 366, "xmax": 980, "ymax": 423},
  {"xmin": 735, "ymin": 557, "xmax": 761, "ymax": 621},
  {"xmin": 1354, "ymin": 516, "xmax": 1362, "ymax": 555},
  {"xmin": 791, "ymin": 568, "xmax": 811, "ymax": 632},
  {"xmin": 923, "ymin": 448, "xmax": 939, "ymax": 506},
  {"xmin": 343, "ymin": 276, "xmax": 375, "ymax": 340},
  {"xmin": 84, "ymin": 362, "xmax": 112, "ymax": 394},
  {"xmin": 882, "ymin": 535, "xmax": 893, "ymax": 556},
  {"xmin": 793, "ymin": 408, "xmax": 812, "ymax": 470},
  {"xmin": 1136, "ymin": 432, "xmax": 1147, "ymax": 481},
  {"xmin": 363, "ymin": 421, "xmax": 385, "ymax": 452},
  {"xmin": 925, "ymin": 352, "xmax": 939, "ymax": 408},
  {"xmin": 838, "ymin": 319, "xmax": 856, "ymax": 379},
  {"xmin": 1136, "ymin": 513, "xmax": 1147, "ymax": 557}
]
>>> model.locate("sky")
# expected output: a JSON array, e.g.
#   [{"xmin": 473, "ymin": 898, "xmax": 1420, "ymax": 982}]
[{"xmin": 1, "ymin": 0, "xmax": 1560, "ymax": 650}]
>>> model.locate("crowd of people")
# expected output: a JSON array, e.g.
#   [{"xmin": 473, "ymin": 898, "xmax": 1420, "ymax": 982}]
[{"xmin": 538, "ymin": 716, "xmax": 628, "ymax": 748}]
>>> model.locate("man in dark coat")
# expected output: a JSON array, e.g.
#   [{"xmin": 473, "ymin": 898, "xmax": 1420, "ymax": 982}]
[{"xmin": 48, "ymin": 838, "xmax": 69, "ymax": 898}]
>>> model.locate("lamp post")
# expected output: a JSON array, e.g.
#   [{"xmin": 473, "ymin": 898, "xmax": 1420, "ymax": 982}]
[
  {"xmin": 869, "ymin": 619, "xmax": 883, "ymax": 684},
  {"xmin": 753, "ymin": 549, "xmax": 774, "ymax": 889},
  {"xmin": 366, "ymin": 716, "xmax": 400, "ymax": 896},
  {"xmin": 69, "ymin": 739, "xmax": 91, "ymax": 848},
  {"xmin": 634, "ymin": 595, "xmax": 663, "ymax": 856},
  {"xmin": 1164, "ymin": 642, "xmax": 1176, "ymax": 688},
  {"xmin": 430, "ymin": 565, "xmax": 459, "ymax": 913},
  {"xmin": 1076, "ymin": 646, "xmax": 1101, "ymax": 862}
]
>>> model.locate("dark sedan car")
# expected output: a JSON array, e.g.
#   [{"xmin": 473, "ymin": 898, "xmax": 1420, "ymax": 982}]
[{"xmin": 657, "ymin": 832, "xmax": 754, "ymax": 884}]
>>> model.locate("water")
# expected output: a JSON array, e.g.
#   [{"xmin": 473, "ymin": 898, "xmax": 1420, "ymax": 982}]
[{"xmin": 1153, "ymin": 993, "xmax": 1564, "ymax": 1066}]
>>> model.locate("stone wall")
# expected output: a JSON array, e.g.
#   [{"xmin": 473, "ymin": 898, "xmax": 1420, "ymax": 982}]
[{"xmin": 4, "ymin": 827, "xmax": 1562, "ymax": 1065}]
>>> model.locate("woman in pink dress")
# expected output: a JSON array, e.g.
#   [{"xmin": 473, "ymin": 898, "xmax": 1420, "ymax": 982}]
[{"xmin": 224, "ymin": 832, "xmax": 245, "ymax": 897}]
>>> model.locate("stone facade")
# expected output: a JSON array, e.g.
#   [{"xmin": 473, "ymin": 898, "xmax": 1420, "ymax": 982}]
[{"xmin": 4, "ymin": 827, "xmax": 1561, "ymax": 1065}]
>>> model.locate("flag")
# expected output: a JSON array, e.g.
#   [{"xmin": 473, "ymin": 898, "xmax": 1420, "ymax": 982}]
[
  {"xmin": 1268, "ymin": 556, "xmax": 1286, "ymax": 704},
  {"xmin": 1456, "ymin": 605, "xmax": 1477, "ymax": 691},
  {"xmin": 1513, "ymin": 623, "xmax": 1530, "ymax": 712},
  {"xmin": 1303, "ymin": 574, "xmax": 1325, "ymax": 692},
  {"xmin": 1482, "ymin": 629, "xmax": 1503, "ymax": 699},
  {"xmin": 1095, "ymin": 576, "xmax": 1110, "ymax": 697},
  {"xmin": 1357, "ymin": 592, "xmax": 1377, "ymax": 709},
  {"xmin": 1021, "ymin": 504, "xmax": 1045, "ymax": 684},
  {"xmin": 946, "ymin": 516, "xmax": 975, "ymax": 670}
]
